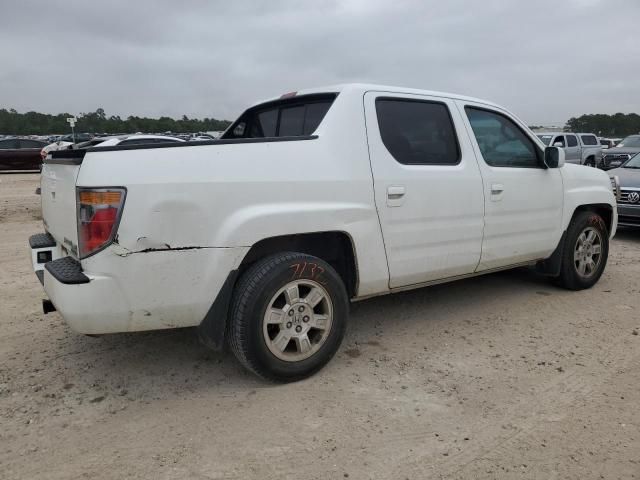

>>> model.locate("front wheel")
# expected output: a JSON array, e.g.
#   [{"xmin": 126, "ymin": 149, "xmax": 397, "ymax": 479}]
[
  {"xmin": 584, "ymin": 157, "xmax": 596, "ymax": 167},
  {"xmin": 556, "ymin": 211, "xmax": 609, "ymax": 290},
  {"xmin": 228, "ymin": 252, "xmax": 349, "ymax": 382}
]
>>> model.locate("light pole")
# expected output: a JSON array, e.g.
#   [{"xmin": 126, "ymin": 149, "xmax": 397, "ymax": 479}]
[{"xmin": 66, "ymin": 117, "xmax": 77, "ymax": 143}]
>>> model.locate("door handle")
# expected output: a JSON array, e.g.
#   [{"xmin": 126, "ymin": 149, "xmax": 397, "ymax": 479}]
[
  {"xmin": 387, "ymin": 185, "xmax": 406, "ymax": 199},
  {"xmin": 386, "ymin": 185, "xmax": 405, "ymax": 207},
  {"xmin": 490, "ymin": 183, "xmax": 504, "ymax": 201},
  {"xmin": 490, "ymin": 184, "xmax": 504, "ymax": 195}
]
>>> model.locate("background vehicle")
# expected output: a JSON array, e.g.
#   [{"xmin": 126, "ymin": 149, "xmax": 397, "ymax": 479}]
[
  {"xmin": 41, "ymin": 141, "xmax": 74, "ymax": 162},
  {"xmin": 92, "ymin": 134, "xmax": 184, "ymax": 147},
  {"xmin": 609, "ymin": 153, "xmax": 640, "ymax": 227},
  {"xmin": 536, "ymin": 132, "xmax": 602, "ymax": 167},
  {"xmin": 602, "ymin": 134, "xmax": 640, "ymax": 170},
  {"xmin": 0, "ymin": 137, "xmax": 48, "ymax": 171},
  {"xmin": 599, "ymin": 138, "xmax": 617, "ymax": 149},
  {"xmin": 56, "ymin": 133, "xmax": 93, "ymax": 143},
  {"xmin": 30, "ymin": 84, "xmax": 616, "ymax": 381}
]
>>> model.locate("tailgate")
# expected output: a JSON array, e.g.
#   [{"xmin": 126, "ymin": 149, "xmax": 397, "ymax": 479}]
[{"xmin": 41, "ymin": 155, "xmax": 82, "ymax": 258}]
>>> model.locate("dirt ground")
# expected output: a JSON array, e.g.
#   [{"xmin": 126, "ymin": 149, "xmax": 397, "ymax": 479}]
[{"xmin": 1, "ymin": 173, "xmax": 639, "ymax": 480}]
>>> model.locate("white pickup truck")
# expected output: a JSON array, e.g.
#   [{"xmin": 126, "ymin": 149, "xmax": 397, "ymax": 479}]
[
  {"xmin": 535, "ymin": 132, "xmax": 603, "ymax": 167},
  {"xmin": 30, "ymin": 84, "xmax": 617, "ymax": 381}
]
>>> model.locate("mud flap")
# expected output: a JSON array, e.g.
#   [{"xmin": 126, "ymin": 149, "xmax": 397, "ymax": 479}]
[
  {"xmin": 197, "ymin": 270, "xmax": 238, "ymax": 351},
  {"xmin": 535, "ymin": 231, "xmax": 566, "ymax": 277}
]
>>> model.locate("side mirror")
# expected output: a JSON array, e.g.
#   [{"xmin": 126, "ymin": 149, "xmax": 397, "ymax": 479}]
[
  {"xmin": 544, "ymin": 146, "xmax": 565, "ymax": 168},
  {"xmin": 553, "ymin": 141, "xmax": 564, "ymax": 148}
]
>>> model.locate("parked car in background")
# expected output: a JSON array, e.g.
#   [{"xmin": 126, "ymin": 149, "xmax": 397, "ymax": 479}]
[
  {"xmin": 599, "ymin": 138, "xmax": 617, "ymax": 149},
  {"xmin": 41, "ymin": 141, "xmax": 74, "ymax": 162},
  {"xmin": 0, "ymin": 138, "xmax": 48, "ymax": 171},
  {"xmin": 31, "ymin": 84, "xmax": 616, "ymax": 381},
  {"xmin": 536, "ymin": 132, "xmax": 602, "ymax": 167},
  {"xmin": 91, "ymin": 134, "xmax": 184, "ymax": 147},
  {"xmin": 609, "ymin": 153, "xmax": 640, "ymax": 227},
  {"xmin": 601, "ymin": 135, "xmax": 640, "ymax": 170},
  {"xmin": 56, "ymin": 133, "xmax": 93, "ymax": 143}
]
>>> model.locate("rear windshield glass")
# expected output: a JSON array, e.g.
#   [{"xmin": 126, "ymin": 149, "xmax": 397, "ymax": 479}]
[{"xmin": 222, "ymin": 93, "xmax": 337, "ymax": 139}]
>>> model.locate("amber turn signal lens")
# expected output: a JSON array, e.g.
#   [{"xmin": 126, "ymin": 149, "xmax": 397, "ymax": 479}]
[{"xmin": 79, "ymin": 191, "xmax": 122, "ymax": 205}]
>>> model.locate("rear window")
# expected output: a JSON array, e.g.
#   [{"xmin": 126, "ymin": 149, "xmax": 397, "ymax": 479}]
[
  {"xmin": 223, "ymin": 93, "xmax": 336, "ymax": 139},
  {"xmin": 580, "ymin": 135, "xmax": 598, "ymax": 146}
]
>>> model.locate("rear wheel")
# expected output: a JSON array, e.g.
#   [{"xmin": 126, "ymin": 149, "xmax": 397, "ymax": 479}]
[
  {"xmin": 556, "ymin": 211, "xmax": 609, "ymax": 290},
  {"xmin": 228, "ymin": 252, "xmax": 348, "ymax": 382}
]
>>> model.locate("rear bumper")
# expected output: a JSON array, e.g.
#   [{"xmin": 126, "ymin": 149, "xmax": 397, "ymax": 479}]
[{"xmin": 30, "ymin": 234, "xmax": 249, "ymax": 335}]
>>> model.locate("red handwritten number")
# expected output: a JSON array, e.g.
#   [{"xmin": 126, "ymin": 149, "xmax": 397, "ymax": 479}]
[
  {"xmin": 289, "ymin": 262, "xmax": 325, "ymax": 281},
  {"xmin": 289, "ymin": 263, "xmax": 301, "ymax": 279}
]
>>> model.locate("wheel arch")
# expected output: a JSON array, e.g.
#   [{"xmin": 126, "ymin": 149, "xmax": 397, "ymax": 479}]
[
  {"xmin": 197, "ymin": 231, "xmax": 359, "ymax": 352},
  {"xmin": 571, "ymin": 203, "xmax": 613, "ymax": 234},
  {"xmin": 538, "ymin": 203, "xmax": 613, "ymax": 277},
  {"xmin": 238, "ymin": 231, "xmax": 359, "ymax": 298}
]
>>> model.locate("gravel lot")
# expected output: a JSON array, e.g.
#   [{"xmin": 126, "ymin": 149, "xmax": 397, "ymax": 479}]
[{"xmin": 1, "ymin": 173, "xmax": 639, "ymax": 479}]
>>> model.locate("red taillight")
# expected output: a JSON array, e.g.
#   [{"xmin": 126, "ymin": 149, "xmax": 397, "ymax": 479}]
[{"xmin": 77, "ymin": 188, "xmax": 126, "ymax": 258}]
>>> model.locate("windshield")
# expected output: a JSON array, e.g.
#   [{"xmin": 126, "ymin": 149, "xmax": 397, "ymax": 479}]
[
  {"xmin": 623, "ymin": 153, "xmax": 640, "ymax": 168},
  {"xmin": 536, "ymin": 135, "xmax": 553, "ymax": 145},
  {"xmin": 617, "ymin": 136, "xmax": 640, "ymax": 148}
]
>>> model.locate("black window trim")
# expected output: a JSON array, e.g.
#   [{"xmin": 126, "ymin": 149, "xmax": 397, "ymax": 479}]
[
  {"xmin": 375, "ymin": 96, "xmax": 462, "ymax": 167},
  {"xmin": 464, "ymin": 105, "xmax": 545, "ymax": 169}
]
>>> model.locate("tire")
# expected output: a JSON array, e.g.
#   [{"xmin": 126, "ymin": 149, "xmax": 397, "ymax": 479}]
[
  {"xmin": 556, "ymin": 211, "xmax": 609, "ymax": 290},
  {"xmin": 584, "ymin": 157, "xmax": 596, "ymax": 167},
  {"xmin": 228, "ymin": 252, "xmax": 349, "ymax": 382}
]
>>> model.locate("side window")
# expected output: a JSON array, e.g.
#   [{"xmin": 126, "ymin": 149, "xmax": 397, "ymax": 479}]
[
  {"xmin": 375, "ymin": 98, "xmax": 460, "ymax": 165},
  {"xmin": 566, "ymin": 135, "xmax": 578, "ymax": 147},
  {"xmin": 19, "ymin": 140, "xmax": 45, "ymax": 149},
  {"xmin": 553, "ymin": 136, "xmax": 566, "ymax": 147},
  {"xmin": 580, "ymin": 135, "xmax": 598, "ymax": 146},
  {"xmin": 465, "ymin": 107, "xmax": 541, "ymax": 168},
  {"xmin": 0, "ymin": 139, "xmax": 18, "ymax": 149}
]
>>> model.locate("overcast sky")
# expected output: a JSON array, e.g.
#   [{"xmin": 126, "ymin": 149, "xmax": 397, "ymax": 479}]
[{"xmin": 1, "ymin": 0, "xmax": 637, "ymax": 125}]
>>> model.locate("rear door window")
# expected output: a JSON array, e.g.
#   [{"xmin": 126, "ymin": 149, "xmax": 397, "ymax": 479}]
[
  {"xmin": 375, "ymin": 98, "xmax": 460, "ymax": 165},
  {"xmin": 566, "ymin": 135, "xmax": 578, "ymax": 147},
  {"xmin": 223, "ymin": 94, "xmax": 336, "ymax": 139},
  {"xmin": 580, "ymin": 135, "xmax": 598, "ymax": 146}
]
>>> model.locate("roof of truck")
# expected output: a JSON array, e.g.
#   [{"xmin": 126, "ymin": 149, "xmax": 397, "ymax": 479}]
[{"xmin": 258, "ymin": 83, "xmax": 502, "ymax": 109}]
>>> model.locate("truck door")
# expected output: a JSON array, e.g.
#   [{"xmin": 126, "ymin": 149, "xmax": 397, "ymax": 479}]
[
  {"xmin": 364, "ymin": 92, "xmax": 485, "ymax": 288},
  {"xmin": 458, "ymin": 102, "xmax": 564, "ymax": 270},
  {"xmin": 565, "ymin": 134, "xmax": 581, "ymax": 164}
]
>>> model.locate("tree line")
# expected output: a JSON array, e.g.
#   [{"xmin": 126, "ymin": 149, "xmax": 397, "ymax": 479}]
[
  {"xmin": 565, "ymin": 113, "xmax": 640, "ymax": 137},
  {"xmin": 0, "ymin": 107, "xmax": 231, "ymax": 135}
]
